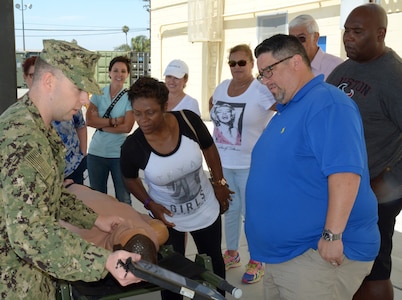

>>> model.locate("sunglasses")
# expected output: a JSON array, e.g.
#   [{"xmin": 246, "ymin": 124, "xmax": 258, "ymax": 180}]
[
  {"xmin": 27, "ymin": 73, "xmax": 34, "ymax": 79},
  {"xmin": 228, "ymin": 60, "xmax": 247, "ymax": 67}
]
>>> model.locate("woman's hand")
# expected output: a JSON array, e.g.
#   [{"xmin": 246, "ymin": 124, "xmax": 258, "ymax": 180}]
[
  {"xmin": 147, "ymin": 201, "xmax": 176, "ymax": 228},
  {"xmin": 212, "ymin": 184, "xmax": 234, "ymax": 214}
]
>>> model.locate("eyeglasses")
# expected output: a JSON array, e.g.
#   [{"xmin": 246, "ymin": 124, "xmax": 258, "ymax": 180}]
[
  {"xmin": 228, "ymin": 60, "xmax": 247, "ymax": 67},
  {"xmin": 28, "ymin": 73, "xmax": 34, "ymax": 78},
  {"xmin": 257, "ymin": 56, "xmax": 293, "ymax": 82}
]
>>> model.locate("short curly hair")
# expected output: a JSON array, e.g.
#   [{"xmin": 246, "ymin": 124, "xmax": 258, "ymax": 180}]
[{"xmin": 127, "ymin": 76, "xmax": 169, "ymax": 110}]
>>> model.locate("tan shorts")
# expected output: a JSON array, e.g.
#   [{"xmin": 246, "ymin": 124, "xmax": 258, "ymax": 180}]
[{"xmin": 263, "ymin": 248, "xmax": 373, "ymax": 300}]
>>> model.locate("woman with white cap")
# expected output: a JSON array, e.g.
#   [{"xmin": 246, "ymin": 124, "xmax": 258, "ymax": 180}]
[{"xmin": 163, "ymin": 59, "xmax": 201, "ymax": 116}]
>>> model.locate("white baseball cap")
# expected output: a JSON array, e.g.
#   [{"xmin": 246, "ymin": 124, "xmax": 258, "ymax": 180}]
[{"xmin": 163, "ymin": 59, "xmax": 189, "ymax": 79}]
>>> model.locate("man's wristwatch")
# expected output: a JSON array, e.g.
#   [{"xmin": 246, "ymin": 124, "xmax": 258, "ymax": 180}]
[
  {"xmin": 322, "ymin": 229, "xmax": 342, "ymax": 241},
  {"xmin": 212, "ymin": 178, "xmax": 228, "ymax": 187}
]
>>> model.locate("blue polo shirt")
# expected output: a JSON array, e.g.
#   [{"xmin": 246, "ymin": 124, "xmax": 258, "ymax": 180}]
[{"xmin": 245, "ymin": 75, "xmax": 380, "ymax": 264}]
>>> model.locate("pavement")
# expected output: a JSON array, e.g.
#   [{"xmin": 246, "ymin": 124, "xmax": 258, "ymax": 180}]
[
  {"xmin": 89, "ymin": 173, "xmax": 264, "ymax": 300},
  {"xmin": 84, "ymin": 123, "xmax": 402, "ymax": 300},
  {"xmin": 94, "ymin": 172, "xmax": 402, "ymax": 300}
]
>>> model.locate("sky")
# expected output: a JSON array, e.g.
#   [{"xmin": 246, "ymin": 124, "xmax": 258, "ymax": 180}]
[{"xmin": 13, "ymin": 0, "xmax": 150, "ymax": 51}]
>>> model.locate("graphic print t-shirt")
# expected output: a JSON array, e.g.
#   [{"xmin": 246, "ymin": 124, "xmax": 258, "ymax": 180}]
[
  {"xmin": 211, "ymin": 79, "xmax": 275, "ymax": 168},
  {"xmin": 121, "ymin": 110, "xmax": 219, "ymax": 232}
]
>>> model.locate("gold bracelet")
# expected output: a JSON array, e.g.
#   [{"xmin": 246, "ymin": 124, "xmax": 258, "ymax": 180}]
[{"xmin": 212, "ymin": 178, "xmax": 228, "ymax": 187}]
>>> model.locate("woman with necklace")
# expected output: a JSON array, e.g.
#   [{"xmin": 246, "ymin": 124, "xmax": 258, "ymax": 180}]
[
  {"xmin": 86, "ymin": 56, "xmax": 134, "ymax": 205},
  {"xmin": 209, "ymin": 44, "xmax": 276, "ymax": 284},
  {"xmin": 163, "ymin": 59, "xmax": 201, "ymax": 116}
]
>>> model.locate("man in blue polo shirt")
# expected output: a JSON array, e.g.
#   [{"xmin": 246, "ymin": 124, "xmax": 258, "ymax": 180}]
[{"xmin": 245, "ymin": 34, "xmax": 380, "ymax": 300}]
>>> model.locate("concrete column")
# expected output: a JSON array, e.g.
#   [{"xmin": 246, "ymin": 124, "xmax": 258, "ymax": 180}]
[{"xmin": 0, "ymin": 0, "xmax": 17, "ymax": 114}]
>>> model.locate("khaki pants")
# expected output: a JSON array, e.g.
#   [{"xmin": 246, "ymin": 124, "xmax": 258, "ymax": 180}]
[{"xmin": 263, "ymin": 248, "xmax": 373, "ymax": 300}]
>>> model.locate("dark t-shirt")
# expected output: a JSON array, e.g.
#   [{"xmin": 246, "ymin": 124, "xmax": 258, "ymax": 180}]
[{"xmin": 327, "ymin": 49, "xmax": 402, "ymax": 182}]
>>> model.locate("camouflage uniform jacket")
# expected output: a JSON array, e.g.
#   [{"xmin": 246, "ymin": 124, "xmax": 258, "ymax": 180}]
[{"xmin": 0, "ymin": 97, "xmax": 110, "ymax": 299}]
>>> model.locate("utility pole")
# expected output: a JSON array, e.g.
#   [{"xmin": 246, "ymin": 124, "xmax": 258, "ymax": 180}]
[{"xmin": 15, "ymin": 0, "xmax": 32, "ymax": 52}]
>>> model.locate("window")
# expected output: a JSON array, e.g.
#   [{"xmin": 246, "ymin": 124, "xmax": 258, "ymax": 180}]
[
  {"xmin": 257, "ymin": 13, "xmax": 287, "ymax": 44},
  {"xmin": 318, "ymin": 36, "xmax": 327, "ymax": 52}
]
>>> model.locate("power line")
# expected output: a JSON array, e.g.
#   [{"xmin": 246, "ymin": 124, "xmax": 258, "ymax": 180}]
[
  {"xmin": 15, "ymin": 32, "xmax": 123, "ymax": 38},
  {"xmin": 22, "ymin": 22, "xmax": 127, "ymax": 29},
  {"xmin": 14, "ymin": 27, "xmax": 149, "ymax": 39},
  {"xmin": 15, "ymin": 28, "xmax": 148, "ymax": 32}
]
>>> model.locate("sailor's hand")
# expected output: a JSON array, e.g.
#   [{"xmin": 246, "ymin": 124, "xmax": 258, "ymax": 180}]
[
  {"xmin": 95, "ymin": 215, "xmax": 124, "ymax": 233},
  {"xmin": 107, "ymin": 250, "xmax": 142, "ymax": 285}
]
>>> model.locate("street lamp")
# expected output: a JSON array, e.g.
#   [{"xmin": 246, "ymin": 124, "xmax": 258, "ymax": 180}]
[{"xmin": 15, "ymin": 0, "xmax": 32, "ymax": 52}]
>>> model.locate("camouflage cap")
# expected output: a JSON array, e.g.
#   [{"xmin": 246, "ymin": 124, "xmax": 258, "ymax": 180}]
[{"xmin": 40, "ymin": 39, "xmax": 102, "ymax": 95}]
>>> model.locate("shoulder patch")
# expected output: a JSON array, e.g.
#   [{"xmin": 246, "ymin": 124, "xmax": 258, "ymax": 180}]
[{"xmin": 25, "ymin": 148, "xmax": 52, "ymax": 180}]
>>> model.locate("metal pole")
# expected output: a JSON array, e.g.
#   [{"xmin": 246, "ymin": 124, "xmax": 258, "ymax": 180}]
[
  {"xmin": 16, "ymin": 0, "xmax": 31, "ymax": 52},
  {"xmin": 21, "ymin": 0, "xmax": 25, "ymax": 51}
]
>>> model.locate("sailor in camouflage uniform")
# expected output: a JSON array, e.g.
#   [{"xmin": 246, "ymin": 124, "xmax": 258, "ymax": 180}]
[{"xmin": 0, "ymin": 40, "xmax": 142, "ymax": 299}]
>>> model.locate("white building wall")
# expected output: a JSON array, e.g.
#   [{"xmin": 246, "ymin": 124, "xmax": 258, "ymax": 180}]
[
  {"xmin": 151, "ymin": 0, "xmax": 402, "ymax": 119},
  {"xmin": 387, "ymin": 13, "xmax": 402, "ymax": 51},
  {"xmin": 151, "ymin": 1, "xmax": 205, "ymax": 113}
]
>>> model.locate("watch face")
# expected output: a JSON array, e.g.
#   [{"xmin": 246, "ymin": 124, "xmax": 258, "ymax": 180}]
[
  {"xmin": 220, "ymin": 178, "xmax": 227, "ymax": 186},
  {"xmin": 322, "ymin": 230, "xmax": 334, "ymax": 241},
  {"xmin": 322, "ymin": 231, "xmax": 331, "ymax": 241},
  {"xmin": 322, "ymin": 230, "xmax": 341, "ymax": 241}
]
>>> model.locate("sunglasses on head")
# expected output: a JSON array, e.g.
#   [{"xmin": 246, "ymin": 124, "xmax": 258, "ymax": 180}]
[{"xmin": 228, "ymin": 60, "xmax": 247, "ymax": 67}]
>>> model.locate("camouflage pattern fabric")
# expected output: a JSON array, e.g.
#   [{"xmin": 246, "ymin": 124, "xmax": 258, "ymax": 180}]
[
  {"xmin": 0, "ymin": 97, "xmax": 110, "ymax": 299},
  {"xmin": 40, "ymin": 39, "xmax": 103, "ymax": 95}
]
